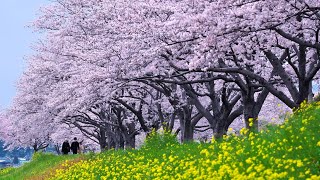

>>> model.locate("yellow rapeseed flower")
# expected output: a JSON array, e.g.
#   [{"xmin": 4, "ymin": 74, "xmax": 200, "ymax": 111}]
[
  {"xmin": 245, "ymin": 158, "xmax": 253, "ymax": 164},
  {"xmin": 200, "ymin": 149, "xmax": 210, "ymax": 157}
]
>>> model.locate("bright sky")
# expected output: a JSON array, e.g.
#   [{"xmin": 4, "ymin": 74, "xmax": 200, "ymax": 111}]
[{"xmin": 0, "ymin": 0, "xmax": 48, "ymax": 109}]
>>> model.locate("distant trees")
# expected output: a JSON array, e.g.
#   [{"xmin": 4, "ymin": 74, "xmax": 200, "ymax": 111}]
[{"xmin": 1, "ymin": 0, "xmax": 319, "ymax": 150}]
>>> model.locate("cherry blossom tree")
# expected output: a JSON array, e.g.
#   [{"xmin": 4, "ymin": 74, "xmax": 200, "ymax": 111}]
[
  {"xmin": 31, "ymin": 0, "xmax": 300, "ymax": 138},
  {"xmin": 144, "ymin": 0, "xmax": 320, "ymax": 127},
  {"xmin": 157, "ymin": 0, "xmax": 320, "ymax": 108},
  {"xmin": 3, "ymin": 0, "xmax": 318, "ymax": 151}
]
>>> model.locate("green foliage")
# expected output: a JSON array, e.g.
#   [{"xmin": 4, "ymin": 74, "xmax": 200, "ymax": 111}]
[
  {"xmin": 141, "ymin": 130, "xmax": 179, "ymax": 151},
  {"xmin": 0, "ymin": 153, "xmax": 81, "ymax": 180}
]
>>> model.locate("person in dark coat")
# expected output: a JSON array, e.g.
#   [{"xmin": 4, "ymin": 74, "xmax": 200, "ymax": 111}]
[
  {"xmin": 71, "ymin": 137, "xmax": 80, "ymax": 154},
  {"xmin": 61, "ymin": 140, "xmax": 70, "ymax": 155}
]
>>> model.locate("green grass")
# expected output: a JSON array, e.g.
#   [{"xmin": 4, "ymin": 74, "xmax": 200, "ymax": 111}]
[
  {"xmin": 1, "ymin": 102, "xmax": 320, "ymax": 179},
  {"xmin": 0, "ymin": 153, "xmax": 83, "ymax": 180}
]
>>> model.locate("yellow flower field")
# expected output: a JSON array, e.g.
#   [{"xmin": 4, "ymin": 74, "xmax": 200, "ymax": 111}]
[{"xmin": 50, "ymin": 102, "xmax": 320, "ymax": 179}]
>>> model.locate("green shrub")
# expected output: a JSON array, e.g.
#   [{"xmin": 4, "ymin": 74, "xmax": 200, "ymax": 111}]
[{"xmin": 141, "ymin": 130, "xmax": 179, "ymax": 150}]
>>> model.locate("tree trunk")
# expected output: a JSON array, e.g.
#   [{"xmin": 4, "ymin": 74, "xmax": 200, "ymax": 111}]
[
  {"xmin": 125, "ymin": 135, "xmax": 135, "ymax": 149},
  {"xmin": 107, "ymin": 138, "xmax": 116, "ymax": 150},
  {"xmin": 125, "ymin": 121, "xmax": 136, "ymax": 149},
  {"xmin": 243, "ymin": 93, "xmax": 259, "ymax": 130},
  {"xmin": 183, "ymin": 120, "xmax": 194, "ymax": 142},
  {"xmin": 99, "ymin": 128, "xmax": 107, "ymax": 151},
  {"xmin": 298, "ymin": 79, "xmax": 311, "ymax": 104},
  {"xmin": 214, "ymin": 119, "xmax": 227, "ymax": 139},
  {"xmin": 308, "ymin": 81, "xmax": 314, "ymax": 102},
  {"xmin": 54, "ymin": 143, "xmax": 61, "ymax": 155},
  {"xmin": 177, "ymin": 106, "xmax": 193, "ymax": 142}
]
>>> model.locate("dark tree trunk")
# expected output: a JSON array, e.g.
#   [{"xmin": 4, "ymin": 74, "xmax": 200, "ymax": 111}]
[
  {"xmin": 213, "ymin": 104, "xmax": 243, "ymax": 139},
  {"xmin": 243, "ymin": 100, "xmax": 258, "ymax": 129},
  {"xmin": 125, "ymin": 120, "xmax": 136, "ymax": 149},
  {"xmin": 54, "ymin": 143, "xmax": 61, "ymax": 155},
  {"xmin": 99, "ymin": 128, "xmax": 107, "ymax": 151},
  {"xmin": 242, "ymin": 86, "xmax": 270, "ymax": 131},
  {"xmin": 214, "ymin": 119, "xmax": 227, "ymax": 139},
  {"xmin": 125, "ymin": 135, "xmax": 135, "ymax": 149},
  {"xmin": 107, "ymin": 138, "xmax": 116, "ymax": 150},
  {"xmin": 298, "ymin": 79, "xmax": 311, "ymax": 104},
  {"xmin": 119, "ymin": 134, "xmax": 125, "ymax": 149},
  {"xmin": 177, "ymin": 106, "xmax": 193, "ymax": 142},
  {"xmin": 183, "ymin": 119, "xmax": 194, "ymax": 142}
]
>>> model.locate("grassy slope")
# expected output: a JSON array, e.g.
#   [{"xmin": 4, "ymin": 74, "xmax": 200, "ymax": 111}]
[
  {"xmin": 0, "ymin": 153, "xmax": 82, "ymax": 180},
  {"xmin": 1, "ymin": 102, "xmax": 320, "ymax": 179}
]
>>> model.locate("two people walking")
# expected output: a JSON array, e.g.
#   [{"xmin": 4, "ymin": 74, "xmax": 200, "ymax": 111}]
[{"xmin": 61, "ymin": 137, "xmax": 83, "ymax": 155}]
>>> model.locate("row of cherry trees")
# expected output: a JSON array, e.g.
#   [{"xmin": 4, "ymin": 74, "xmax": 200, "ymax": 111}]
[{"xmin": 0, "ymin": 0, "xmax": 319, "ymax": 151}]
